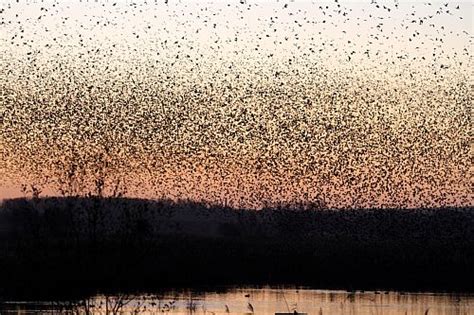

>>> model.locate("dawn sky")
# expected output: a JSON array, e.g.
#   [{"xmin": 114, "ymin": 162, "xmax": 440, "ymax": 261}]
[{"xmin": 1, "ymin": 0, "xmax": 472, "ymax": 208}]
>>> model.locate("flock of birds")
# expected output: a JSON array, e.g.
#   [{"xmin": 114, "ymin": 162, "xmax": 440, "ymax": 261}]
[{"xmin": 0, "ymin": 0, "xmax": 471, "ymax": 209}]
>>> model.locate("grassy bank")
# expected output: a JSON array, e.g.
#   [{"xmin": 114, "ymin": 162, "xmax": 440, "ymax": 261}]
[{"xmin": 0, "ymin": 197, "xmax": 473, "ymax": 298}]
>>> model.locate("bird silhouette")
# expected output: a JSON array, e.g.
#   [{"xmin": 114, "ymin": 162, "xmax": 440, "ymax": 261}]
[{"xmin": 1, "ymin": 0, "xmax": 470, "ymax": 210}]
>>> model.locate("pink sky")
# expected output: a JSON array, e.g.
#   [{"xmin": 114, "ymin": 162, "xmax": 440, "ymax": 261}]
[{"xmin": 1, "ymin": 0, "xmax": 472, "ymax": 208}]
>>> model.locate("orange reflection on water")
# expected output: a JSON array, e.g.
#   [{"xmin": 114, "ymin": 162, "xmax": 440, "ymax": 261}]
[{"xmin": 2, "ymin": 288, "xmax": 474, "ymax": 315}]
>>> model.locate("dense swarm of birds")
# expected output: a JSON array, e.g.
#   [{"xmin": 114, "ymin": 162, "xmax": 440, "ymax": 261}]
[{"xmin": 0, "ymin": 0, "xmax": 472, "ymax": 209}]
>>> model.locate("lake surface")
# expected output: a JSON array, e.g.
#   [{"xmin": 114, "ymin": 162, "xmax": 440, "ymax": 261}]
[{"xmin": 1, "ymin": 288, "xmax": 473, "ymax": 315}]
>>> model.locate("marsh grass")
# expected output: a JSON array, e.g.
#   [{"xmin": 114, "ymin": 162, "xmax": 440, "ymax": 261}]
[{"xmin": 0, "ymin": 197, "xmax": 472, "ymax": 298}]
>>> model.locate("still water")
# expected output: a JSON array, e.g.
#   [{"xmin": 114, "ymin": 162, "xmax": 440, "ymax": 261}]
[{"xmin": 1, "ymin": 288, "xmax": 473, "ymax": 315}]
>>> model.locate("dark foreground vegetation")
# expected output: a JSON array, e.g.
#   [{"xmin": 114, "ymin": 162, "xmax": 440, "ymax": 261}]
[{"xmin": 0, "ymin": 197, "xmax": 473, "ymax": 298}]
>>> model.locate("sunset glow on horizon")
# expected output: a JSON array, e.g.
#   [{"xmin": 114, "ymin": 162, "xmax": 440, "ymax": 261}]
[{"xmin": 1, "ymin": 0, "xmax": 472, "ymax": 209}]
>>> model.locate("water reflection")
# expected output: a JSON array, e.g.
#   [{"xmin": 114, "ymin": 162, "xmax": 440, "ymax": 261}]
[{"xmin": 1, "ymin": 288, "xmax": 473, "ymax": 315}]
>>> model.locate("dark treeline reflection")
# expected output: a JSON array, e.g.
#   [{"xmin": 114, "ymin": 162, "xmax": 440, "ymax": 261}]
[{"xmin": 0, "ymin": 197, "xmax": 473, "ymax": 298}]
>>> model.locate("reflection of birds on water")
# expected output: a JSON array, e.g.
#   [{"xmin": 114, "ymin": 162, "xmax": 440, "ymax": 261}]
[
  {"xmin": 345, "ymin": 291, "xmax": 356, "ymax": 302},
  {"xmin": 245, "ymin": 293, "xmax": 254, "ymax": 313},
  {"xmin": 247, "ymin": 302, "xmax": 254, "ymax": 314}
]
